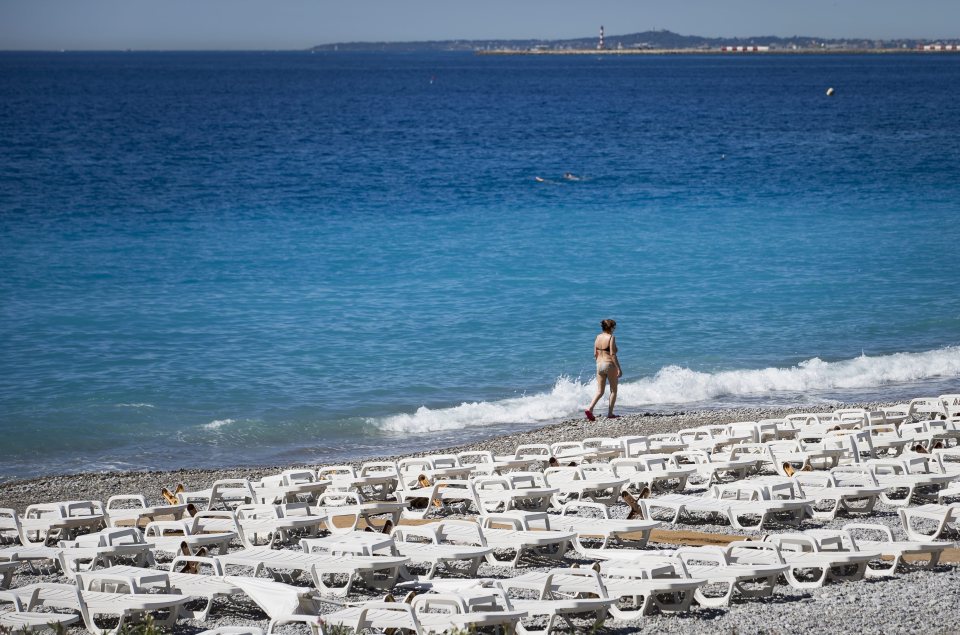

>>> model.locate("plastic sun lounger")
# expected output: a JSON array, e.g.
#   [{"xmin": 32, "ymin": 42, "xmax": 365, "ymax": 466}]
[
  {"xmin": 402, "ymin": 519, "xmax": 573, "ymax": 569},
  {"xmin": 214, "ymin": 546, "xmax": 409, "ymax": 596},
  {"xmin": 832, "ymin": 464, "xmax": 953, "ymax": 507},
  {"xmin": 897, "ymin": 503, "xmax": 960, "ymax": 541},
  {"xmin": 486, "ymin": 505, "xmax": 659, "ymax": 552},
  {"xmin": 725, "ymin": 539, "xmax": 875, "ymax": 589},
  {"xmin": 752, "ymin": 474, "xmax": 882, "ymax": 520},
  {"xmin": 397, "ymin": 479, "xmax": 481, "ymax": 520},
  {"xmin": 590, "ymin": 548, "xmax": 787, "ymax": 608},
  {"xmin": 639, "ymin": 485, "xmax": 811, "ymax": 531},
  {"xmin": 0, "ymin": 506, "xmax": 105, "ymax": 546},
  {"xmin": 609, "ymin": 456, "xmax": 695, "ymax": 493},
  {"xmin": 11, "ymin": 577, "xmax": 193, "ymax": 635},
  {"xmin": 804, "ymin": 523, "xmax": 950, "ymax": 578},
  {"xmin": 473, "ymin": 475, "xmax": 558, "ymax": 514},
  {"xmin": 231, "ymin": 504, "xmax": 327, "ymax": 548},
  {"xmin": 0, "ymin": 589, "xmax": 80, "ymax": 632},
  {"xmin": 500, "ymin": 568, "xmax": 615, "ymax": 635},
  {"xmin": 102, "ymin": 496, "xmax": 189, "ymax": 528},
  {"xmin": 320, "ymin": 598, "xmax": 526, "ymax": 635},
  {"xmin": 543, "ymin": 466, "xmax": 628, "ymax": 508},
  {"xmin": 143, "ymin": 514, "xmax": 236, "ymax": 556},
  {"xmin": 506, "ymin": 567, "xmax": 704, "ymax": 619},
  {"xmin": 177, "ymin": 479, "xmax": 257, "ymax": 511},
  {"xmin": 303, "ymin": 528, "xmax": 494, "ymax": 579},
  {"xmin": 71, "ymin": 558, "xmax": 246, "ymax": 621}
]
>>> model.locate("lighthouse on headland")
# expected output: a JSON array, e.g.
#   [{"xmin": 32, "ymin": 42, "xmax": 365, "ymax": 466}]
[{"xmin": 598, "ymin": 25, "xmax": 605, "ymax": 50}]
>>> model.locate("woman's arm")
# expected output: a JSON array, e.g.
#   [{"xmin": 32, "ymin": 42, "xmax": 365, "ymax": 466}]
[{"xmin": 611, "ymin": 336, "xmax": 622, "ymax": 377}]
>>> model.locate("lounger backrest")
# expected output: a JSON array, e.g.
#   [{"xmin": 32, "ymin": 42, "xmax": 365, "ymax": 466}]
[
  {"xmin": 514, "ymin": 444, "xmax": 551, "ymax": 459},
  {"xmin": 941, "ymin": 394, "xmax": 960, "ymax": 417},
  {"xmin": 191, "ymin": 510, "xmax": 238, "ymax": 533},
  {"xmin": 543, "ymin": 467, "xmax": 582, "ymax": 485},
  {"xmin": 609, "ymin": 458, "xmax": 645, "ymax": 476},
  {"xmin": 105, "ymin": 495, "xmax": 147, "ymax": 511},
  {"xmin": 909, "ymin": 397, "xmax": 947, "ymax": 419},
  {"xmin": 235, "ymin": 504, "xmax": 280, "ymax": 521},
  {"xmin": 728, "ymin": 422, "xmax": 760, "ymax": 442},
  {"xmin": 457, "ymin": 450, "xmax": 494, "ymax": 466},
  {"xmin": 360, "ymin": 461, "xmax": 398, "ymax": 476},
  {"xmin": 282, "ymin": 469, "xmax": 317, "ymax": 484},
  {"xmin": 428, "ymin": 455, "xmax": 462, "ymax": 468},
  {"xmin": 317, "ymin": 465, "xmax": 357, "ymax": 479},
  {"xmin": 620, "ymin": 435, "xmax": 651, "ymax": 457},
  {"xmin": 551, "ymin": 441, "xmax": 584, "ymax": 455},
  {"xmin": 507, "ymin": 472, "xmax": 547, "ymax": 489},
  {"xmin": 98, "ymin": 527, "xmax": 147, "ymax": 546},
  {"xmin": 764, "ymin": 533, "xmax": 817, "ymax": 552}
]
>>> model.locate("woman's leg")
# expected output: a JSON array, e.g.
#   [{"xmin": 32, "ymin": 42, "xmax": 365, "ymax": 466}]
[
  {"xmin": 588, "ymin": 372, "xmax": 607, "ymax": 413},
  {"xmin": 607, "ymin": 373, "xmax": 619, "ymax": 416}
]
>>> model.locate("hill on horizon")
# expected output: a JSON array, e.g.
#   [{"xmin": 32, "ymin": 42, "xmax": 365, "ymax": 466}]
[{"xmin": 310, "ymin": 29, "xmax": 953, "ymax": 52}]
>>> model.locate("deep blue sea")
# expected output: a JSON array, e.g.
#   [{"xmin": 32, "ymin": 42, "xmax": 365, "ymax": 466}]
[{"xmin": 1, "ymin": 51, "xmax": 959, "ymax": 480}]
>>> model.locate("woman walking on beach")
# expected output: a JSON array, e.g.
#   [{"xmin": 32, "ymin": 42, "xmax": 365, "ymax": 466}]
[{"xmin": 585, "ymin": 319, "xmax": 621, "ymax": 421}]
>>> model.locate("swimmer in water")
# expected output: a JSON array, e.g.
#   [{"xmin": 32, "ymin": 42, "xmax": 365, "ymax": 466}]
[{"xmin": 563, "ymin": 172, "xmax": 581, "ymax": 181}]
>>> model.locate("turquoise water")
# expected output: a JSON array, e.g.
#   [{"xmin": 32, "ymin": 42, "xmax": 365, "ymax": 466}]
[{"xmin": 1, "ymin": 52, "xmax": 959, "ymax": 479}]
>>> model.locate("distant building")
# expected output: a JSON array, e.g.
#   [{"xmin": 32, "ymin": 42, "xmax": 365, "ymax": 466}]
[
  {"xmin": 919, "ymin": 44, "xmax": 960, "ymax": 51},
  {"xmin": 720, "ymin": 46, "xmax": 770, "ymax": 52}
]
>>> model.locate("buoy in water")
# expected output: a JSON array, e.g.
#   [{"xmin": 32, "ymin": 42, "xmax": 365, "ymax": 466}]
[{"xmin": 826, "ymin": 87, "xmax": 835, "ymax": 96}]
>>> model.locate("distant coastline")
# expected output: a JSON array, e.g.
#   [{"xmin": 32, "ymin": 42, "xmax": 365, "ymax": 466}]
[
  {"xmin": 310, "ymin": 28, "xmax": 959, "ymax": 54},
  {"xmin": 476, "ymin": 48, "xmax": 956, "ymax": 56}
]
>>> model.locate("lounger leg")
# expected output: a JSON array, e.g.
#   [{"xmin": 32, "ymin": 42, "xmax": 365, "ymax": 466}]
[
  {"xmin": 785, "ymin": 565, "xmax": 829, "ymax": 589},
  {"xmin": 736, "ymin": 575, "xmax": 778, "ymax": 598},
  {"xmin": 694, "ymin": 581, "xmax": 735, "ymax": 607}
]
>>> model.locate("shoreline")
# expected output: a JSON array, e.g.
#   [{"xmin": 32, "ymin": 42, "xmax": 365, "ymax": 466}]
[{"xmin": 0, "ymin": 401, "xmax": 898, "ymax": 512}]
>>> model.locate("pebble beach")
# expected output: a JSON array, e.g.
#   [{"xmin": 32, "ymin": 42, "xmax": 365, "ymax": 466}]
[{"xmin": 3, "ymin": 402, "xmax": 959, "ymax": 634}]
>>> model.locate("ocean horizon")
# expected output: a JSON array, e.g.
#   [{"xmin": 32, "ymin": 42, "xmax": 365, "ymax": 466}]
[{"xmin": 1, "ymin": 51, "xmax": 958, "ymax": 480}]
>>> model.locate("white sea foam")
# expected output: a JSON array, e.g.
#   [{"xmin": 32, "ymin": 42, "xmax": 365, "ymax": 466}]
[
  {"xmin": 202, "ymin": 418, "xmax": 235, "ymax": 430},
  {"xmin": 374, "ymin": 346, "xmax": 960, "ymax": 433},
  {"xmin": 115, "ymin": 403, "xmax": 155, "ymax": 408}
]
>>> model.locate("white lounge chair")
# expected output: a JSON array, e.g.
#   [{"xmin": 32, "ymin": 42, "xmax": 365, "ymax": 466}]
[
  {"xmin": 0, "ymin": 589, "xmax": 80, "ymax": 632},
  {"xmin": 419, "ymin": 518, "xmax": 574, "ymax": 568},
  {"xmin": 11, "ymin": 576, "xmax": 193, "ymax": 634},
  {"xmin": 103, "ymin": 495, "xmax": 188, "ymax": 528},
  {"xmin": 897, "ymin": 503, "xmax": 960, "ymax": 541},
  {"xmin": 177, "ymin": 479, "xmax": 257, "ymax": 511},
  {"xmin": 214, "ymin": 546, "xmax": 409, "ymax": 596},
  {"xmin": 0, "ymin": 504, "xmax": 104, "ymax": 546},
  {"xmin": 500, "ymin": 567, "xmax": 615, "ymax": 634},
  {"xmin": 542, "ymin": 466, "xmax": 627, "ymax": 508},
  {"xmin": 473, "ymin": 474, "xmax": 558, "ymax": 514},
  {"xmin": 639, "ymin": 484, "xmax": 811, "ymax": 531},
  {"xmin": 609, "ymin": 456, "xmax": 694, "ymax": 492},
  {"xmin": 506, "ymin": 566, "xmax": 703, "ymax": 620},
  {"xmin": 598, "ymin": 547, "xmax": 787, "ymax": 608},
  {"xmin": 320, "ymin": 597, "xmax": 526, "ymax": 635},
  {"xmin": 303, "ymin": 527, "xmax": 493, "ymax": 579},
  {"xmin": 725, "ymin": 540, "xmax": 874, "ymax": 589},
  {"xmin": 143, "ymin": 511, "xmax": 236, "ymax": 556},
  {"xmin": 804, "ymin": 523, "xmax": 950, "ymax": 577},
  {"xmin": 487, "ymin": 504, "xmax": 659, "ymax": 552}
]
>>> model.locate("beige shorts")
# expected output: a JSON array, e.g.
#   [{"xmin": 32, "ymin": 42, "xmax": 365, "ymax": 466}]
[{"xmin": 597, "ymin": 362, "xmax": 617, "ymax": 377}]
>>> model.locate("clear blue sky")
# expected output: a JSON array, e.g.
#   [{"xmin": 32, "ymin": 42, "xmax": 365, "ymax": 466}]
[{"xmin": 1, "ymin": 0, "xmax": 956, "ymax": 50}]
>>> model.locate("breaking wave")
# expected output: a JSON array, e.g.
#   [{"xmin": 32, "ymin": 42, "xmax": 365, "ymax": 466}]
[{"xmin": 375, "ymin": 346, "xmax": 960, "ymax": 433}]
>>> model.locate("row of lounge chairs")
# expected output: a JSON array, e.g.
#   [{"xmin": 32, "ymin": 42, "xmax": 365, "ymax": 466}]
[{"xmin": 0, "ymin": 395, "xmax": 957, "ymax": 633}]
